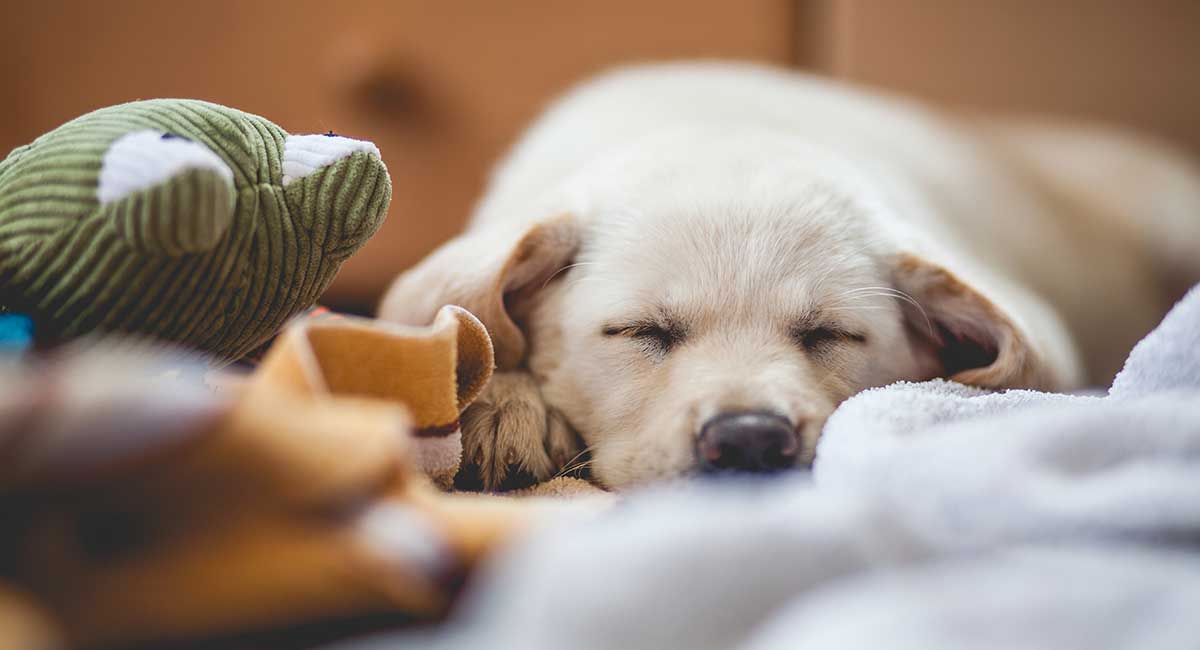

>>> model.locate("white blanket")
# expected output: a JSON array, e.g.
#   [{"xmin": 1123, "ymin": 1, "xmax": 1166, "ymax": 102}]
[{"xmin": 342, "ymin": 285, "xmax": 1200, "ymax": 650}]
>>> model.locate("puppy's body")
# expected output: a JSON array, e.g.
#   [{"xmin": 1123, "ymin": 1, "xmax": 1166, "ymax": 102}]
[{"xmin": 382, "ymin": 63, "xmax": 1200, "ymax": 489}]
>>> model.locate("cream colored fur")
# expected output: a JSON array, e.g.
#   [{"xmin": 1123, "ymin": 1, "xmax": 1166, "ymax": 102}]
[{"xmin": 381, "ymin": 62, "xmax": 1200, "ymax": 490}]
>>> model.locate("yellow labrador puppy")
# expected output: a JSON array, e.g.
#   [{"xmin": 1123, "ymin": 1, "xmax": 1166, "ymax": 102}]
[{"xmin": 380, "ymin": 63, "xmax": 1200, "ymax": 490}]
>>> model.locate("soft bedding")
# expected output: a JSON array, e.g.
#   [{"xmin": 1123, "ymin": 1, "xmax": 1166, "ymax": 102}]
[{"xmin": 343, "ymin": 283, "xmax": 1200, "ymax": 650}]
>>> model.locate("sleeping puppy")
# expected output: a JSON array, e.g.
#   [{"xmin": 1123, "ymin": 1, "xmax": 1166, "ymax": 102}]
[{"xmin": 380, "ymin": 62, "xmax": 1200, "ymax": 490}]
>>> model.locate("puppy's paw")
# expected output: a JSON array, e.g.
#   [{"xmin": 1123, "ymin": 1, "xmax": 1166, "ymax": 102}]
[
  {"xmin": 545, "ymin": 408, "xmax": 581, "ymax": 471},
  {"xmin": 458, "ymin": 371, "xmax": 578, "ymax": 491}
]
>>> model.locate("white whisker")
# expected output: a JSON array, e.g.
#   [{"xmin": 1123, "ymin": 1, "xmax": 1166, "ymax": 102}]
[
  {"xmin": 827, "ymin": 286, "xmax": 934, "ymax": 336},
  {"xmin": 542, "ymin": 261, "xmax": 596, "ymax": 289}
]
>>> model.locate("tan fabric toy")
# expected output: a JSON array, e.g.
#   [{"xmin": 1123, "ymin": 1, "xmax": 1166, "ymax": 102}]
[
  {"xmin": 0, "ymin": 307, "xmax": 560, "ymax": 649},
  {"xmin": 252, "ymin": 305, "xmax": 492, "ymax": 488}
]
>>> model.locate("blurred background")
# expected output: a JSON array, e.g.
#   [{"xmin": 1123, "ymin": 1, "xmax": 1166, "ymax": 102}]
[{"xmin": 3, "ymin": 0, "xmax": 1198, "ymax": 313}]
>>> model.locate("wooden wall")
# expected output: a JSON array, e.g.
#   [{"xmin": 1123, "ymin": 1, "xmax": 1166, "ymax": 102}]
[
  {"xmin": 3, "ymin": 1, "xmax": 1196, "ymax": 310},
  {"xmin": 801, "ymin": 0, "xmax": 1200, "ymax": 153},
  {"xmin": 0, "ymin": 1, "xmax": 794, "ymax": 310}
]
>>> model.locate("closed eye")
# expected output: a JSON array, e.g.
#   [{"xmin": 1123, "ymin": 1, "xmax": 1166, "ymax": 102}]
[
  {"xmin": 791, "ymin": 325, "xmax": 867, "ymax": 351},
  {"xmin": 602, "ymin": 321, "xmax": 685, "ymax": 354}
]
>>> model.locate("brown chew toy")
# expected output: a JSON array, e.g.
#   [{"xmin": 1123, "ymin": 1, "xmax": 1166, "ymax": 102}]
[{"xmin": 0, "ymin": 308, "xmax": 558, "ymax": 649}]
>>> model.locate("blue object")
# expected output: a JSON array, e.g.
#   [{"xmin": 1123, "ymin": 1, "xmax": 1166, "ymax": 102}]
[{"xmin": 0, "ymin": 314, "xmax": 34, "ymax": 354}]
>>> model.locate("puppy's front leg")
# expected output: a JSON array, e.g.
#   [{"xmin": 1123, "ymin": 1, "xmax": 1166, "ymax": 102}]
[{"xmin": 459, "ymin": 371, "xmax": 579, "ymax": 490}]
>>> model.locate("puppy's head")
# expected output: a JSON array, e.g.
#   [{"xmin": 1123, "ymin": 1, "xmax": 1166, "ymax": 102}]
[{"xmin": 381, "ymin": 159, "xmax": 1063, "ymax": 489}]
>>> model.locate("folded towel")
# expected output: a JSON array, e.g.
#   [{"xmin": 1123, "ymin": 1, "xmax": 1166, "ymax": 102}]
[
  {"xmin": 814, "ymin": 285, "xmax": 1200, "ymax": 549},
  {"xmin": 1111, "ymin": 284, "xmax": 1200, "ymax": 398}
]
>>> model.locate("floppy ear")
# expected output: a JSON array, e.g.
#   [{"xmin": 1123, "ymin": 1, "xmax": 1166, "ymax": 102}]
[
  {"xmin": 892, "ymin": 253, "xmax": 1064, "ymax": 391},
  {"xmin": 378, "ymin": 215, "xmax": 579, "ymax": 371}
]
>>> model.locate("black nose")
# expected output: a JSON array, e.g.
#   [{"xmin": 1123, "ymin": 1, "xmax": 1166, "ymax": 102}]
[{"xmin": 697, "ymin": 411, "xmax": 799, "ymax": 473}]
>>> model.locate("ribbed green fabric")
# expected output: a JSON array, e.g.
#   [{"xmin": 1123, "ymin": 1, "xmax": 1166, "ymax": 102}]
[{"xmin": 0, "ymin": 99, "xmax": 390, "ymax": 363}]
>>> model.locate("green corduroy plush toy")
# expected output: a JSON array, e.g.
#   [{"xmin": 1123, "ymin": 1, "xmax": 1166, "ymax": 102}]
[{"xmin": 0, "ymin": 99, "xmax": 390, "ymax": 362}]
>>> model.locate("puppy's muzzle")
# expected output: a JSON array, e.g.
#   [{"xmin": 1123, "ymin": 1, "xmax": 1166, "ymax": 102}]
[{"xmin": 697, "ymin": 411, "xmax": 799, "ymax": 474}]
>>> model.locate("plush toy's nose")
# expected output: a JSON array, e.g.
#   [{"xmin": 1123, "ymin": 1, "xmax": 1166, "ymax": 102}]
[
  {"xmin": 281, "ymin": 133, "xmax": 390, "ymax": 255},
  {"xmin": 281, "ymin": 134, "xmax": 381, "ymax": 187},
  {"xmin": 697, "ymin": 411, "xmax": 799, "ymax": 473}
]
